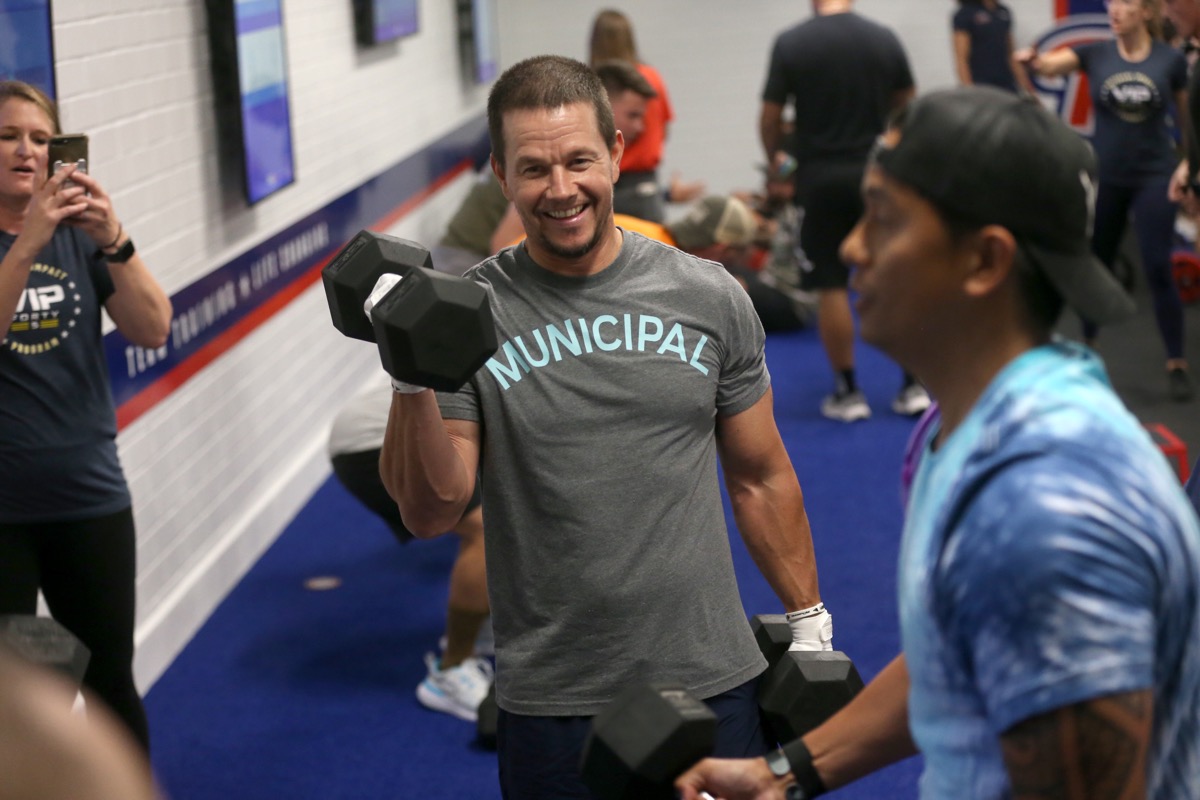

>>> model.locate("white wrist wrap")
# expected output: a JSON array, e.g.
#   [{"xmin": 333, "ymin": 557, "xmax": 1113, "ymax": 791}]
[
  {"xmin": 390, "ymin": 377, "xmax": 428, "ymax": 395},
  {"xmin": 363, "ymin": 272, "xmax": 403, "ymax": 319},
  {"xmin": 786, "ymin": 603, "xmax": 833, "ymax": 652}
]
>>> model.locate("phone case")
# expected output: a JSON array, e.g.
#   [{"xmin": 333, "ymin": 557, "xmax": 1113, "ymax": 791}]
[{"xmin": 48, "ymin": 133, "xmax": 88, "ymax": 175}]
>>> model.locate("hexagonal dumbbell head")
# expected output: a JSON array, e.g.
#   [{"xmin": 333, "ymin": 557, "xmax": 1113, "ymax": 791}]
[
  {"xmin": 758, "ymin": 650, "xmax": 864, "ymax": 745},
  {"xmin": 0, "ymin": 614, "xmax": 91, "ymax": 687},
  {"xmin": 322, "ymin": 230, "xmax": 433, "ymax": 342},
  {"xmin": 750, "ymin": 613, "xmax": 793, "ymax": 666},
  {"xmin": 371, "ymin": 267, "xmax": 498, "ymax": 392},
  {"xmin": 581, "ymin": 684, "xmax": 717, "ymax": 800}
]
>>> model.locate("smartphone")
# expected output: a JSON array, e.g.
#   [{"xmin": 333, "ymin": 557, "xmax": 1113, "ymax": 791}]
[{"xmin": 48, "ymin": 133, "xmax": 88, "ymax": 179}]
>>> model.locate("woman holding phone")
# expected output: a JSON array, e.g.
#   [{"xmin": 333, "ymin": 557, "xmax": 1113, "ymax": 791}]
[{"xmin": 0, "ymin": 79, "xmax": 171, "ymax": 751}]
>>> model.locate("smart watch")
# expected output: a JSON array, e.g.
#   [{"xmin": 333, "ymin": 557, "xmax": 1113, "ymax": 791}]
[
  {"xmin": 764, "ymin": 749, "xmax": 807, "ymax": 799},
  {"xmin": 103, "ymin": 237, "xmax": 136, "ymax": 264}
]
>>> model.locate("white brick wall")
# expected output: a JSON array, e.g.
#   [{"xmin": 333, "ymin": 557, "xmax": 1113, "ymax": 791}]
[
  {"xmin": 497, "ymin": 0, "xmax": 1056, "ymax": 210},
  {"xmin": 37, "ymin": 0, "xmax": 1062, "ymax": 690},
  {"xmin": 43, "ymin": 0, "xmax": 486, "ymax": 689}
]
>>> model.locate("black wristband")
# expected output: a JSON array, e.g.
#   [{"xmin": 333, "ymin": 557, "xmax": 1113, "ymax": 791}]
[
  {"xmin": 102, "ymin": 237, "xmax": 136, "ymax": 264},
  {"xmin": 781, "ymin": 738, "xmax": 827, "ymax": 798}
]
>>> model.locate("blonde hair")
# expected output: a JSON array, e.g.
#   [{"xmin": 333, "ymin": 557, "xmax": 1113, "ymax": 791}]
[
  {"xmin": 0, "ymin": 80, "xmax": 60, "ymax": 134},
  {"xmin": 588, "ymin": 9, "xmax": 639, "ymax": 67}
]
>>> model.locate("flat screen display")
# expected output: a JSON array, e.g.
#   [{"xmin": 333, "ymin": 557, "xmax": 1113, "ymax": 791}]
[
  {"xmin": 0, "ymin": 0, "xmax": 56, "ymax": 99},
  {"xmin": 355, "ymin": 0, "xmax": 418, "ymax": 45},
  {"xmin": 234, "ymin": 0, "xmax": 295, "ymax": 203},
  {"xmin": 457, "ymin": 0, "xmax": 498, "ymax": 84}
]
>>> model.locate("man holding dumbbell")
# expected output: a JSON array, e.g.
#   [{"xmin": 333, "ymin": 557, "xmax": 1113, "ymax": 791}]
[
  {"xmin": 377, "ymin": 55, "xmax": 830, "ymax": 798},
  {"xmin": 676, "ymin": 88, "xmax": 1200, "ymax": 800}
]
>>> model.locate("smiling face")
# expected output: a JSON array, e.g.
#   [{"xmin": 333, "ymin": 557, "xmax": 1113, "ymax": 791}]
[
  {"xmin": 493, "ymin": 102, "xmax": 624, "ymax": 275},
  {"xmin": 608, "ymin": 88, "xmax": 647, "ymax": 147},
  {"xmin": 0, "ymin": 97, "xmax": 53, "ymax": 202}
]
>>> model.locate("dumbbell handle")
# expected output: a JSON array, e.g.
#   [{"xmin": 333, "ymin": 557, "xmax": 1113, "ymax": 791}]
[{"xmin": 364, "ymin": 272, "xmax": 403, "ymax": 320}]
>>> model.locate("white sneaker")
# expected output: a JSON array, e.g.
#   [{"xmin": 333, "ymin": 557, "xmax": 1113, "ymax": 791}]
[
  {"xmin": 416, "ymin": 653, "xmax": 494, "ymax": 723},
  {"xmin": 891, "ymin": 383, "xmax": 932, "ymax": 416},
  {"xmin": 820, "ymin": 390, "xmax": 871, "ymax": 422}
]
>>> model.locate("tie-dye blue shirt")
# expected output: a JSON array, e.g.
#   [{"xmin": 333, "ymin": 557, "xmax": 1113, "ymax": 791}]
[{"xmin": 901, "ymin": 342, "xmax": 1200, "ymax": 799}]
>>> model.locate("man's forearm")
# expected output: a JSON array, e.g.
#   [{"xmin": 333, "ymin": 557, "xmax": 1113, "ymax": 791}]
[
  {"xmin": 379, "ymin": 390, "xmax": 474, "ymax": 537},
  {"xmin": 730, "ymin": 477, "xmax": 820, "ymax": 610},
  {"xmin": 804, "ymin": 654, "xmax": 919, "ymax": 790}
]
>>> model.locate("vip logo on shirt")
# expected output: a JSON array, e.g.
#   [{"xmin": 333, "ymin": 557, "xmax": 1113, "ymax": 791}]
[
  {"xmin": 1100, "ymin": 71, "xmax": 1161, "ymax": 122},
  {"xmin": 4, "ymin": 262, "xmax": 82, "ymax": 354}
]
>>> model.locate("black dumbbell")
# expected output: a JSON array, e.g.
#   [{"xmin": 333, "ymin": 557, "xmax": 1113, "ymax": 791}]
[
  {"xmin": 321, "ymin": 229, "xmax": 499, "ymax": 392},
  {"xmin": 580, "ymin": 683, "xmax": 718, "ymax": 800},
  {"xmin": 751, "ymin": 613, "xmax": 864, "ymax": 745},
  {"xmin": 0, "ymin": 614, "xmax": 90, "ymax": 687}
]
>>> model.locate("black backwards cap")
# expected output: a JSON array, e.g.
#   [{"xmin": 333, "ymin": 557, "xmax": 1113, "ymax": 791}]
[{"xmin": 871, "ymin": 86, "xmax": 1136, "ymax": 324}]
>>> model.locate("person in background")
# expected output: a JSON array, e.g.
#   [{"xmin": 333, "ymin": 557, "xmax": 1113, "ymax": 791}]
[
  {"xmin": 588, "ymin": 7, "xmax": 704, "ymax": 222},
  {"xmin": 327, "ymin": 376, "xmax": 492, "ymax": 724},
  {"xmin": 615, "ymin": 193, "xmax": 816, "ymax": 332},
  {"xmin": 760, "ymin": 0, "xmax": 925, "ymax": 422},
  {"xmin": 676, "ymin": 86, "xmax": 1200, "ymax": 800},
  {"xmin": 0, "ymin": 79, "xmax": 172, "ymax": 753},
  {"xmin": 1163, "ymin": 0, "xmax": 1200, "ymax": 517},
  {"xmin": 951, "ymin": 0, "xmax": 1037, "ymax": 94},
  {"xmin": 380, "ymin": 55, "xmax": 831, "ymax": 799},
  {"xmin": 430, "ymin": 164, "xmax": 523, "ymax": 278},
  {"xmin": 1020, "ymin": 0, "xmax": 1193, "ymax": 401},
  {"xmin": 593, "ymin": 58, "xmax": 656, "ymax": 164}
]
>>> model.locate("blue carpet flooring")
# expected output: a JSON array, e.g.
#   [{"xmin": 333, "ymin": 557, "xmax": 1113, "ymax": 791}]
[{"xmin": 142, "ymin": 327, "xmax": 950, "ymax": 799}]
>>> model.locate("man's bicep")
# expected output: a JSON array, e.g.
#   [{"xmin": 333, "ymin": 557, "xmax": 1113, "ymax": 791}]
[
  {"xmin": 999, "ymin": 690, "xmax": 1152, "ymax": 799},
  {"xmin": 716, "ymin": 389, "xmax": 786, "ymax": 483}
]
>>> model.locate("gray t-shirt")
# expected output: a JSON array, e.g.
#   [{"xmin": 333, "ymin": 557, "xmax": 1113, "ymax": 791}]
[{"xmin": 439, "ymin": 230, "xmax": 771, "ymax": 715}]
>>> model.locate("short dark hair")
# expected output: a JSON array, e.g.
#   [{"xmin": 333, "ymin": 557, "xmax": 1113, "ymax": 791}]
[
  {"xmin": 593, "ymin": 59, "xmax": 656, "ymax": 100},
  {"xmin": 487, "ymin": 55, "xmax": 616, "ymax": 171}
]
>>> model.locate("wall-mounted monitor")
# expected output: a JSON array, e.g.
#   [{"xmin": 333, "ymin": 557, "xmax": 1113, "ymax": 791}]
[
  {"xmin": 456, "ymin": 0, "xmax": 498, "ymax": 85},
  {"xmin": 353, "ymin": 0, "xmax": 418, "ymax": 46},
  {"xmin": 0, "ymin": 0, "xmax": 56, "ymax": 99},
  {"xmin": 205, "ymin": 0, "xmax": 296, "ymax": 205}
]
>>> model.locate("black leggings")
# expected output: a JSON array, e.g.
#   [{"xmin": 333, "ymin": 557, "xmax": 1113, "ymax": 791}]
[
  {"xmin": 1084, "ymin": 177, "xmax": 1184, "ymax": 359},
  {"xmin": 0, "ymin": 507, "xmax": 149, "ymax": 751}
]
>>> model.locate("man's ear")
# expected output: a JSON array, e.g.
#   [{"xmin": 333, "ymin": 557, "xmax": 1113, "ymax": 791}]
[
  {"xmin": 611, "ymin": 130, "xmax": 625, "ymax": 182},
  {"xmin": 962, "ymin": 225, "xmax": 1019, "ymax": 300},
  {"xmin": 491, "ymin": 154, "xmax": 511, "ymax": 200}
]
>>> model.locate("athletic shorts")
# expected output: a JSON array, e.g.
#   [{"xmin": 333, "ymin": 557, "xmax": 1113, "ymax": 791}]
[{"xmin": 794, "ymin": 160, "xmax": 867, "ymax": 291}]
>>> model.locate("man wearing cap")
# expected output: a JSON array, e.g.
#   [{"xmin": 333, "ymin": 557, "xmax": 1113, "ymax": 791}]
[{"xmin": 677, "ymin": 86, "xmax": 1200, "ymax": 800}]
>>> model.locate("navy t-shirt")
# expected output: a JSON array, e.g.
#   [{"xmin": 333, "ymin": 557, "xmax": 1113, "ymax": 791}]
[
  {"xmin": 953, "ymin": 2, "xmax": 1017, "ymax": 92},
  {"xmin": 1073, "ymin": 39, "xmax": 1187, "ymax": 185},
  {"xmin": 762, "ymin": 12, "xmax": 913, "ymax": 171},
  {"xmin": 0, "ymin": 226, "xmax": 130, "ymax": 522}
]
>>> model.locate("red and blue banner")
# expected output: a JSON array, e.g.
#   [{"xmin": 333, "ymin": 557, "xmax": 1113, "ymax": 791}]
[
  {"xmin": 1032, "ymin": 0, "xmax": 1112, "ymax": 134},
  {"xmin": 104, "ymin": 116, "xmax": 490, "ymax": 430}
]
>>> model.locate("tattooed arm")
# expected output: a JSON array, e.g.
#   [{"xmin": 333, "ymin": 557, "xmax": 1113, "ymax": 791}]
[{"xmin": 999, "ymin": 689, "xmax": 1153, "ymax": 800}]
